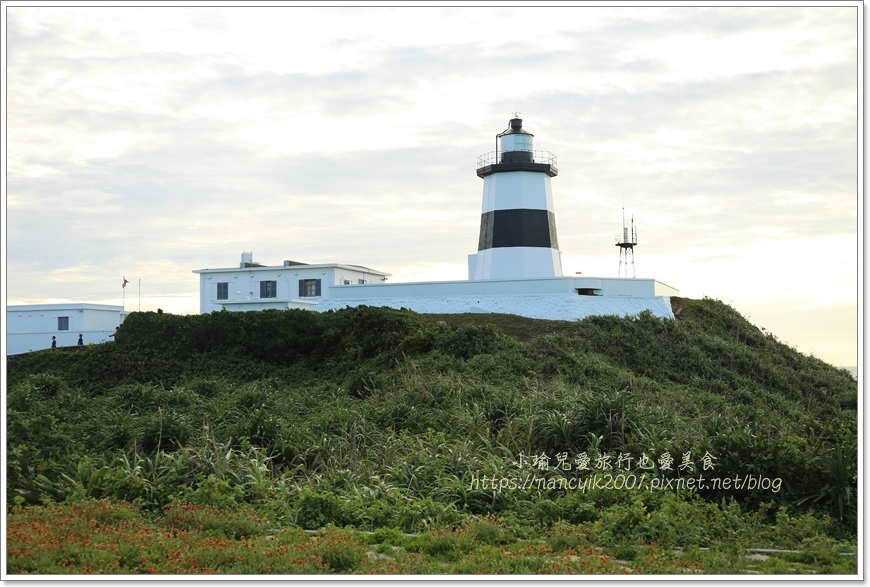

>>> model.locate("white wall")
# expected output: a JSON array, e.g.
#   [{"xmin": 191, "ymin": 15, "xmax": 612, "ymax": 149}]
[
  {"xmin": 319, "ymin": 276, "xmax": 677, "ymax": 321},
  {"xmin": 326, "ymin": 276, "xmax": 671, "ymax": 300},
  {"xmin": 480, "ymin": 171, "xmax": 555, "ymax": 212},
  {"xmin": 471, "ymin": 247, "xmax": 563, "ymax": 280},
  {"xmin": 194, "ymin": 264, "xmax": 389, "ymax": 313},
  {"xmin": 320, "ymin": 293, "xmax": 675, "ymax": 321},
  {"xmin": 196, "ymin": 266, "xmax": 329, "ymax": 313},
  {"xmin": 6, "ymin": 304, "xmax": 124, "ymax": 355}
]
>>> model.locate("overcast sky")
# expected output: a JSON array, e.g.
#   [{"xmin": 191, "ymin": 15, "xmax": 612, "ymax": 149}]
[{"xmin": 3, "ymin": 3, "xmax": 861, "ymax": 367}]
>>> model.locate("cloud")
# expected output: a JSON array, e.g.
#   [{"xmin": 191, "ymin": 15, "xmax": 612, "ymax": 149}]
[{"xmin": 4, "ymin": 4, "xmax": 859, "ymax": 366}]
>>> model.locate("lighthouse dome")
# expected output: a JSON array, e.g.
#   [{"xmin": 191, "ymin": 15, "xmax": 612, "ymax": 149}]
[{"xmin": 499, "ymin": 118, "xmax": 533, "ymax": 153}]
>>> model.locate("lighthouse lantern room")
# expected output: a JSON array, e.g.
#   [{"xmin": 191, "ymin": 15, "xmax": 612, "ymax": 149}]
[{"xmin": 469, "ymin": 116, "xmax": 563, "ymax": 280}]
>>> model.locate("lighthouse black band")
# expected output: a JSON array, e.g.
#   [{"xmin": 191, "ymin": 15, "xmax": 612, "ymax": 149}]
[{"xmin": 478, "ymin": 209, "xmax": 559, "ymax": 251}]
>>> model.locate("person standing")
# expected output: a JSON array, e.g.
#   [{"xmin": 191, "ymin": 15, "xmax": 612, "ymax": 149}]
[
  {"xmin": 77, "ymin": 334, "xmax": 84, "ymax": 346},
  {"xmin": 51, "ymin": 336, "xmax": 57, "ymax": 349}
]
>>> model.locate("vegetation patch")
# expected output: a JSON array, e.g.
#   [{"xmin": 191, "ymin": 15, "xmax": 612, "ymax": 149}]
[{"xmin": 6, "ymin": 299, "xmax": 857, "ymax": 575}]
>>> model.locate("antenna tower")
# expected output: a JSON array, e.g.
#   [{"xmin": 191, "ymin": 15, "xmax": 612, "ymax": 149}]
[{"xmin": 616, "ymin": 208, "xmax": 637, "ymax": 278}]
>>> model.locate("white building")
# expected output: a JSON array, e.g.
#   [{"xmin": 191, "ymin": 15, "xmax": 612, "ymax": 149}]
[
  {"xmin": 194, "ymin": 118, "xmax": 679, "ymax": 321},
  {"xmin": 192, "ymin": 253, "xmax": 390, "ymax": 314},
  {"xmin": 6, "ymin": 303, "xmax": 125, "ymax": 355},
  {"xmin": 193, "ymin": 254, "xmax": 679, "ymax": 320}
]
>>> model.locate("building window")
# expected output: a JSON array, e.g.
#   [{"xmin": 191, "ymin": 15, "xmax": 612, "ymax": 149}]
[
  {"xmin": 358, "ymin": 279, "xmax": 366, "ymax": 284},
  {"xmin": 216, "ymin": 282, "xmax": 229, "ymax": 300},
  {"xmin": 260, "ymin": 280, "xmax": 277, "ymax": 298},
  {"xmin": 343, "ymin": 279, "xmax": 351, "ymax": 285},
  {"xmin": 299, "ymin": 279, "xmax": 322, "ymax": 297},
  {"xmin": 58, "ymin": 316, "xmax": 70, "ymax": 331}
]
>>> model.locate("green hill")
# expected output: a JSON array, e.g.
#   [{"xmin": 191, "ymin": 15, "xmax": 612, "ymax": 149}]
[{"xmin": 6, "ymin": 297, "xmax": 857, "ymax": 550}]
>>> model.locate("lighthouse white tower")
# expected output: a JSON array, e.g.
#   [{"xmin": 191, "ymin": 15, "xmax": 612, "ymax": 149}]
[{"xmin": 468, "ymin": 116, "xmax": 563, "ymax": 280}]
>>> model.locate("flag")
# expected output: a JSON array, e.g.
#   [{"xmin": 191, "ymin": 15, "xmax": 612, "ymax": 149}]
[{"xmin": 122, "ymin": 277, "xmax": 129, "ymax": 289}]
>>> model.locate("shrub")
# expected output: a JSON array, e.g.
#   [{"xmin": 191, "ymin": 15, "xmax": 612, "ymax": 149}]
[
  {"xmin": 368, "ymin": 526, "xmax": 405, "ymax": 546},
  {"xmin": 26, "ymin": 373, "xmax": 69, "ymax": 398},
  {"xmin": 159, "ymin": 504, "xmax": 266, "ymax": 539},
  {"xmin": 788, "ymin": 535, "xmax": 846, "ymax": 569},
  {"xmin": 406, "ymin": 528, "xmax": 472, "ymax": 560},
  {"xmin": 545, "ymin": 522, "xmax": 596, "ymax": 552},
  {"xmin": 186, "ymin": 475, "xmax": 244, "ymax": 509},
  {"xmin": 295, "ymin": 488, "xmax": 344, "ymax": 530},
  {"xmin": 462, "ymin": 515, "xmax": 516, "ymax": 545},
  {"xmin": 308, "ymin": 527, "xmax": 368, "ymax": 573}
]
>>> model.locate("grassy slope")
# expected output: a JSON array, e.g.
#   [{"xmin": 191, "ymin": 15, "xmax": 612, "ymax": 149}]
[{"xmin": 6, "ymin": 297, "xmax": 858, "ymax": 552}]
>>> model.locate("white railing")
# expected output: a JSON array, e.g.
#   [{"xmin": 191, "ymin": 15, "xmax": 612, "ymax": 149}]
[{"xmin": 477, "ymin": 150, "xmax": 557, "ymax": 168}]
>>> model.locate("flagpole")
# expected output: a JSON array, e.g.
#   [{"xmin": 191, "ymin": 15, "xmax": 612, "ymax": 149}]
[
  {"xmin": 138, "ymin": 279, "xmax": 141, "ymax": 312},
  {"xmin": 122, "ymin": 276, "xmax": 128, "ymax": 315}
]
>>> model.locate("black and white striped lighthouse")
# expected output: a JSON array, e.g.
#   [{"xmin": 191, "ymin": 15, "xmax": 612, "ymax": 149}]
[{"xmin": 468, "ymin": 116, "xmax": 563, "ymax": 280}]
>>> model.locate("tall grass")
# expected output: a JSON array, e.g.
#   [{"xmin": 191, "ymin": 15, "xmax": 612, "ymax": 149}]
[{"xmin": 7, "ymin": 300, "xmax": 857, "ymax": 544}]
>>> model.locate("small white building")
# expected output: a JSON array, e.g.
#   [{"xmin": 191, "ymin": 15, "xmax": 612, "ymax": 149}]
[
  {"xmin": 192, "ymin": 253, "xmax": 390, "ymax": 314},
  {"xmin": 6, "ymin": 303, "xmax": 125, "ymax": 355}
]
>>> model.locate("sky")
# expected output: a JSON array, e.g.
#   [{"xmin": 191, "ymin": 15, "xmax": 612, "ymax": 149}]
[{"xmin": 3, "ymin": 2, "xmax": 862, "ymax": 368}]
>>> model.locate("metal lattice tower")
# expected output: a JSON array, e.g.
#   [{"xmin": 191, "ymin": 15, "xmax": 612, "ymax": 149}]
[{"xmin": 616, "ymin": 209, "xmax": 637, "ymax": 278}]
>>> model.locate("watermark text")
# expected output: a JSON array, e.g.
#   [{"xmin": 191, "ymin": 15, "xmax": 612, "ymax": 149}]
[{"xmin": 467, "ymin": 472, "xmax": 782, "ymax": 493}]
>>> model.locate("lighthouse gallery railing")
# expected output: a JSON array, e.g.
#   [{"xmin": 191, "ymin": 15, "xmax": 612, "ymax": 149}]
[{"xmin": 477, "ymin": 150, "xmax": 557, "ymax": 168}]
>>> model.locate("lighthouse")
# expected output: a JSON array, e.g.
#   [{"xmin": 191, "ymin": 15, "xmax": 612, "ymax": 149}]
[
  {"xmin": 468, "ymin": 116, "xmax": 563, "ymax": 280},
  {"xmin": 195, "ymin": 114, "xmax": 680, "ymax": 321}
]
